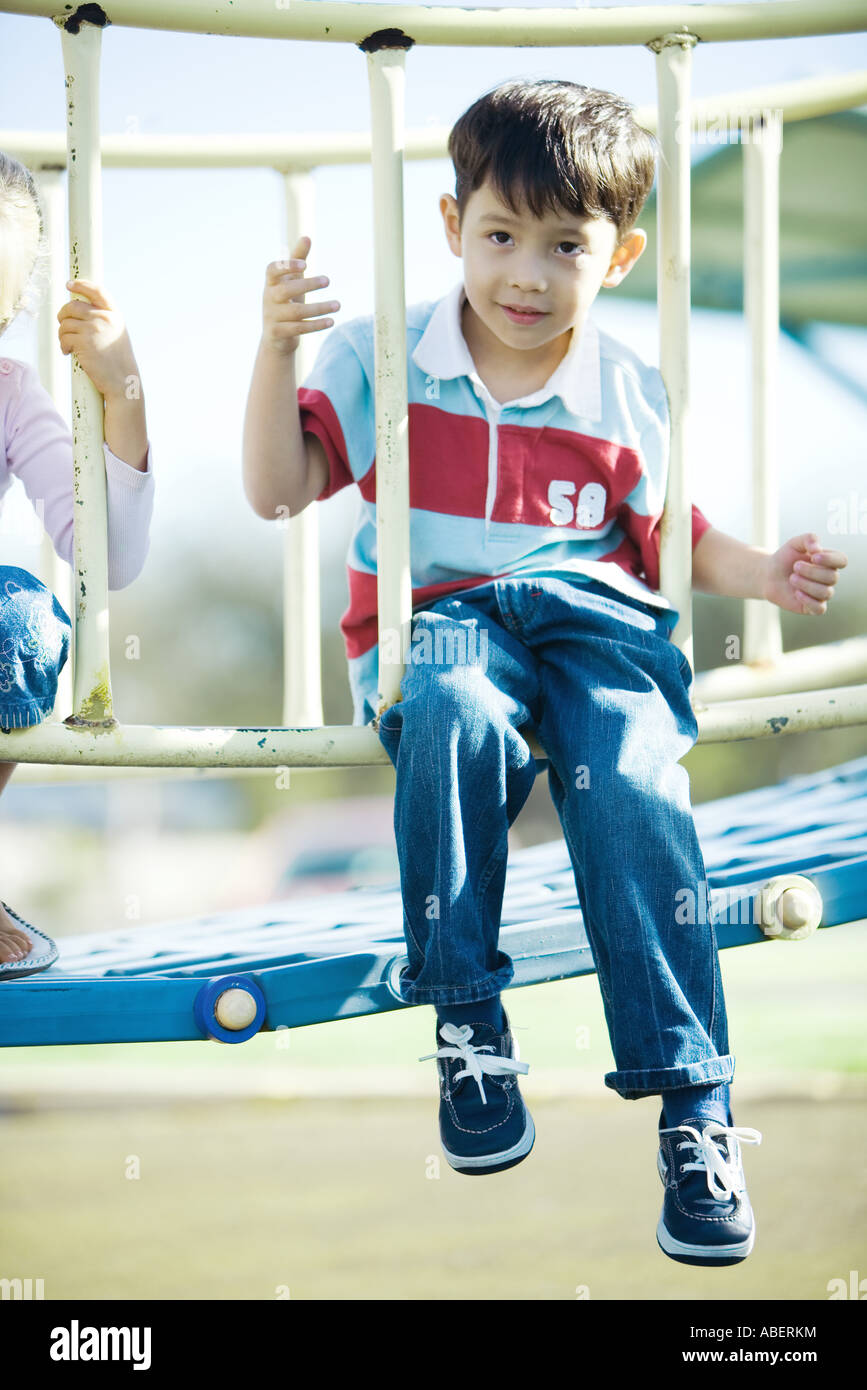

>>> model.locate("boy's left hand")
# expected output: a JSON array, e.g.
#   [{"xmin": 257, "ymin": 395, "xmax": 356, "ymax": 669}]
[
  {"xmin": 763, "ymin": 533, "xmax": 847, "ymax": 616},
  {"xmin": 57, "ymin": 279, "xmax": 140, "ymax": 401}
]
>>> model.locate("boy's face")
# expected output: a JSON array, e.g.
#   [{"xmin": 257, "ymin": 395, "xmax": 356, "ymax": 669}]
[{"xmin": 440, "ymin": 179, "xmax": 645, "ymax": 364}]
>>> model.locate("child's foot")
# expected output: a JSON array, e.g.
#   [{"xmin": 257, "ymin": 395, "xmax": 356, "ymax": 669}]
[
  {"xmin": 0, "ymin": 902, "xmax": 58, "ymax": 977},
  {"xmin": 656, "ymin": 1112, "xmax": 762, "ymax": 1266},
  {"xmin": 419, "ymin": 1009, "xmax": 535, "ymax": 1175},
  {"xmin": 0, "ymin": 901, "xmax": 32, "ymax": 962}
]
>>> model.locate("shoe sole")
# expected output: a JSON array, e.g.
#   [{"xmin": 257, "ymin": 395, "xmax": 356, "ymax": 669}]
[
  {"xmin": 442, "ymin": 1110, "xmax": 535, "ymax": 1176},
  {"xmin": 656, "ymin": 1149, "xmax": 755, "ymax": 1265},
  {"xmin": 0, "ymin": 904, "xmax": 59, "ymax": 980},
  {"xmin": 655, "ymin": 1218, "xmax": 755, "ymax": 1267}
]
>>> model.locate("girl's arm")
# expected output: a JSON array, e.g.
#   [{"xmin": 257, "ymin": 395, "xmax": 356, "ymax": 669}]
[
  {"xmin": 3, "ymin": 357, "xmax": 153, "ymax": 589},
  {"xmin": 104, "ymin": 392, "xmax": 148, "ymax": 473},
  {"xmin": 58, "ymin": 279, "xmax": 149, "ymax": 470}
]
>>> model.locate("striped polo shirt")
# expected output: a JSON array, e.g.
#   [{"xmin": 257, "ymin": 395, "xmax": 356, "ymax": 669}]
[{"xmin": 298, "ymin": 280, "xmax": 711, "ymax": 726}]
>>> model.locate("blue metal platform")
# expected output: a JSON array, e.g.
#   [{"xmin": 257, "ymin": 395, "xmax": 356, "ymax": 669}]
[{"xmin": 1, "ymin": 755, "xmax": 866, "ymax": 1047}]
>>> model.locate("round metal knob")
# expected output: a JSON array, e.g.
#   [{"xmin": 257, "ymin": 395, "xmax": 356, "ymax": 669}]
[
  {"xmin": 193, "ymin": 975, "xmax": 266, "ymax": 1042},
  {"xmin": 779, "ymin": 888, "xmax": 815, "ymax": 930},
  {"xmin": 756, "ymin": 874, "xmax": 823, "ymax": 941},
  {"xmin": 385, "ymin": 953, "xmax": 409, "ymax": 1001},
  {"xmin": 215, "ymin": 987, "xmax": 259, "ymax": 1031}
]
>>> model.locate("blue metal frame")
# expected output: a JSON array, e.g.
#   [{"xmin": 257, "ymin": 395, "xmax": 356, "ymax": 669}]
[{"xmin": 1, "ymin": 755, "xmax": 866, "ymax": 1047}]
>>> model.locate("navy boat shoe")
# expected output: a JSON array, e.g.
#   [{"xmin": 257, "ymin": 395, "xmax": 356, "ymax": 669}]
[
  {"xmin": 656, "ymin": 1112, "xmax": 762, "ymax": 1266},
  {"xmin": 420, "ymin": 1013, "xmax": 535, "ymax": 1175}
]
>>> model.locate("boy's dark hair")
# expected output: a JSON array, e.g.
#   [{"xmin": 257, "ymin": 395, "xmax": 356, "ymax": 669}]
[{"xmin": 448, "ymin": 79, "xmax": 657, "ymax": 244}]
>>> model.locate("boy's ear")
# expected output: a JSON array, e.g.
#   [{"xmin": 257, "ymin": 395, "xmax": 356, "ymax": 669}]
[
  {"xmin": 440, "ymin": 193, "xmax": 463, "ymax": 258},
  {"xmin": 601, "ymin": 229, "xmax": 647, "ymax": 289}
]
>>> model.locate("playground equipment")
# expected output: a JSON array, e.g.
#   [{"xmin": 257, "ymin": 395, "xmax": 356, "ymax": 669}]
[
  {"xmin": 2, "ymin": 749, "xmax": 866, "ymax": 1046},
  {"xmin": 0, "ymin": 1, "xmax": 865, "ymax": 1045}
]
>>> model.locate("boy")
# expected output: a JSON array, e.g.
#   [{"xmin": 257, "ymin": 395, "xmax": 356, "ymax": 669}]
[{"xmin": 242, "ymin": 80, "xmax": 845, "ymax": 1266}]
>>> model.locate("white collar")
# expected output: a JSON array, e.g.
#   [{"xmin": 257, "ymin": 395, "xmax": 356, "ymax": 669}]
[{"xmin": 411, "ymin": 280, "xmax": 602, "ymax": 420}]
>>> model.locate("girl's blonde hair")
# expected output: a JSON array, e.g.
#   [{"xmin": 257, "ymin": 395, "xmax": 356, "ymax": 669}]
[{"xmin": 0, "ymin": 151, "xmax": 51, "ymax": 338}]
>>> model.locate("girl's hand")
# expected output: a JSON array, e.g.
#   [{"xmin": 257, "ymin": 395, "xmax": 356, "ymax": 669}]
[
  {"xmin": 763, "ymin": 533, "xmax": 848, "ymax": 615},
  {"xmin": 57, "ymin": 280, "xmax": 140, "ymax": 401},
  {"xmin": 262, "ymin": 235, "xmax": 340, "ymax": 355}
]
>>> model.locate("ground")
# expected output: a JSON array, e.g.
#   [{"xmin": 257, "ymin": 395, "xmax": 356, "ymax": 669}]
[{"xmin": 0, "ymin": 1095, "xmax": 863, "ymax": 1300}]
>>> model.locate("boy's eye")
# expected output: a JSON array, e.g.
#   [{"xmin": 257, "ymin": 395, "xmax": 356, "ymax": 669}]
[
  {"xmin": 489, "ymin": 232, "xmax": 589, "ymax": 257},
  {"xmin": 487, "ymin": 231, "xmax": 585, "ymax": 255}
]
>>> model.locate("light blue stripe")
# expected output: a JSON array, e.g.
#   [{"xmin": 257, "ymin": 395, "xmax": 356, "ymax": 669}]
[{"xmin": 348, "ymin": 504, "xmax": 626, "ymax": 583}]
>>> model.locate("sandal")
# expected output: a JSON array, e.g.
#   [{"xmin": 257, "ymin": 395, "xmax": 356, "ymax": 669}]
[{"xmin": 0, "ymin": 902, "xmax": 59, "ymax": 980}]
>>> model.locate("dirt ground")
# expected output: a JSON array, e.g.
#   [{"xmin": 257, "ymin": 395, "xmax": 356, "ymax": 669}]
[{"xmin": 1, "ymin": 1093, "xmax": 863, "ymax": 1301}]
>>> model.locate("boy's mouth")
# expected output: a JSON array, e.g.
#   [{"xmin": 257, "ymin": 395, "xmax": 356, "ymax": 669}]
[{"xmin": 501, "ymin": 304, "xmax": 547, "ymax": 325}]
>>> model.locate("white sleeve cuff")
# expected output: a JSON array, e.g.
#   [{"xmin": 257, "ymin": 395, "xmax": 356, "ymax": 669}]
[{"xmin": 103, "ymin": 440, "xmax": 154, "ymax": 487}]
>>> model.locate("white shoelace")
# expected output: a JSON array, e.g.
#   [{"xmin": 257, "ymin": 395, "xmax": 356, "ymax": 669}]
[
  {"xmin": 419, "ymin": 1022, "xmax": 529, "ymax": 1105},
  {"xmin": 669, "ymin": 1121, "xmax": 763, "ymax": 1200}
]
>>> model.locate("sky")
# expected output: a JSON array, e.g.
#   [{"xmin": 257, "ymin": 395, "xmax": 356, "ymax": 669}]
[{"xmin": 1, "ymin": 0, "xmax": 866, "ymax": 627}]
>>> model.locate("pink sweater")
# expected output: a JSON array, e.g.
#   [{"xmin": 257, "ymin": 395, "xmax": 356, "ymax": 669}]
[{"xmin": 0, "ymin": 355, "xmax": 154, "ymax": 590}]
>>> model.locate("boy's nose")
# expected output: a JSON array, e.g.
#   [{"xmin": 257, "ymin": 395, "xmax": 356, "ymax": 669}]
[{"xmin": 509, "ymin": 262, "xmax": 547, "ymax": 293}]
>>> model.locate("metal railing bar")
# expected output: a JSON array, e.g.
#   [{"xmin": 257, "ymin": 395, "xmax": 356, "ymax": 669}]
[
  {"xmin": 2, "ymin": 0, "xmax": 865, "ymax": 47},
  {"xmin": 1, "ymin": 682, "xmax": 866, "ymax": 767}
]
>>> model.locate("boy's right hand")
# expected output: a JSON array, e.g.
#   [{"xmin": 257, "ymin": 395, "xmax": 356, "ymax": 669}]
[{"xmin": 262, "ymin": 236, "xmax": 340, "ymax": 355}]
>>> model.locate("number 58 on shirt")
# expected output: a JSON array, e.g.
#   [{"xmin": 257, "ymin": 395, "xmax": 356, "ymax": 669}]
[{"xmin": 548, "ymin": 480, "xmax": 608, "ymax": 529}]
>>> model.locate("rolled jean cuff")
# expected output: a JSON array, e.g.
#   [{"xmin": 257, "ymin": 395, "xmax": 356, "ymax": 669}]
[
  {"xmin": 397, "ymin": 962, "xmax": 514, "ymax": 1008},
  {"xmin": 604, "ymin": 1054, "xmax": 736, "ymax": 1100}
]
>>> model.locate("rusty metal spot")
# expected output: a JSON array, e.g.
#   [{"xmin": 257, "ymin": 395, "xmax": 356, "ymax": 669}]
[
  {"xmin": 63, "ymin": 4, "xmax": 110, "ymax": 34},
  {"xmin": 358, "ymin": 28, "xmax": 415, "ymax": 53},
  {"xmin": 63, "ymin": 714, "xmax": 116, "ymax": 731}
]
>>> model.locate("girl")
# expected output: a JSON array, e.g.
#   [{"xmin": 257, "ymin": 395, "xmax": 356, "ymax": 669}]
[{"xmin": 0, "ymin": 150, "xmax": 155, "ymax": 978}]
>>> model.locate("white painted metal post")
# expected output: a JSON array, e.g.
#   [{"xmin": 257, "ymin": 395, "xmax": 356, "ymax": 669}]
[
  {"xmin": 651, "ymin": 32, "xmax": 698, "ymax": 672},
  {"xmin": 282, "ymin": 171, "xmax": 324, "ymax": 728},
  {"xmin": 34, "ymin": 168, "xmax": 74, "ymax": 721},
  {"xmin": 743, "ymin": 111, "xmax": 784, "ymax": 665},
  {"xmin": 364, "ymin": 38, "xmax": 413, "ymax": 721},
  {"xmin": 59, "ymin": 17, "xmax": 114, "ymax": 723}
]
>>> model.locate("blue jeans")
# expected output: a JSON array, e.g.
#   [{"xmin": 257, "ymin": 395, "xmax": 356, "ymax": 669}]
[
  {"xmin": 376, "ymin": 574, "xmax": 734, "ymax": 1099},
  {"xmin": 0, "ymin": 566, "xmax": 71, "ymax": 731}
]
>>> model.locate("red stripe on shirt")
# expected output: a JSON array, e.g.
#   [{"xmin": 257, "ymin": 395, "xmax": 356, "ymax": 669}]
[
  {"xmin": 493, "ymin": 423, "xmax": 643, "ymax": 528},
  {"xmin": 298, "ymin": 388, "xmax": 356, "ymax": 501},
  {"xmin": 360, "ymin": 405, "xmax": 646, "ymax": 528},
  {"xmin": 617, "ymin": 502, "xmax": 714, "ymax": 591},
  {"xmin": 341, "ymin": 565, "xmax": 505, "ymax": 660},
  {"xmin": 406, "ymin": 404, "xmax": 490, "ymax": 515}
]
